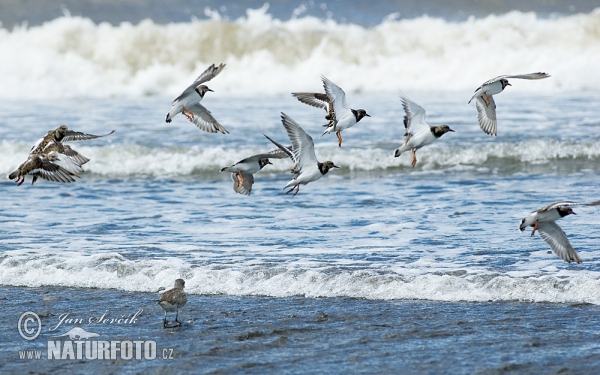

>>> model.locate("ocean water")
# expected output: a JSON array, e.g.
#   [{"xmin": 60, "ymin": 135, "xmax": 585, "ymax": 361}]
[{"xmin": 2, "ymin": 2, "xmax": 600, "ymax": 373}]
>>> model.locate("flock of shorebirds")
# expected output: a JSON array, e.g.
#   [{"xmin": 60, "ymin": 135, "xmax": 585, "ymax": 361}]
[{"xmin": 6, "ymin": 62, "xmax": 597, "ymax": 304}]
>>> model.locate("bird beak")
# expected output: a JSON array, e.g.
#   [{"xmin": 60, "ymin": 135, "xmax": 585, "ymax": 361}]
[
  {"xmin": 365, "ymin": 113, "xmax": 371, "ymax": 117},
  {"xmin": 507, "ymin": 83, "xmax": 512, "ymax": 86},
  {"xmin": 267, "ymin": 160, "xmax": 273, "ymax": 165},
  {"xmin": 333, "ymin": 165, "xmax": 340, "ymax": 168},
  {"xmin": 449, "ymin": 128, "xmax": 455, "ymax": 132},
  {"xmin": 207, "ymin": 88, "xmax": 214, "ymax": 92}
]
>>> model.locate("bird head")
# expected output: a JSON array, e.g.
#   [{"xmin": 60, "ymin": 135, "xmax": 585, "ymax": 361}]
[
  {"xmin": 174, "ymin": 279, "xmax": 186, "ymax": 289},
  {"xmin": 195, "ymin": 85, "xmax": 214, "ymax": 97},
  {"xmin": 557, "ymin": 206, "xmax": 576, "ymax": 217},
  {"xmin": 258, "ymin": 158, "xmax": 272, "ymax": 169},
  {"xmin": 352, "ymin": 109, "xmax": 370, "ymax": 122},
  {"xmin": 319, "ymin": 161, "xmax": 339, "ymax": 175},
  {"xmin": 434, "ymin": 125, "xmax": 455, "ymax": 137}
]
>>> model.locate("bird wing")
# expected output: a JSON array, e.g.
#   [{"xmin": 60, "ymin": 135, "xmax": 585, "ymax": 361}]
[
  {"xmin": 61, "ymin": 130, "xmax": 116, "ymax": 143},
  {"xmin": 321, "ymin": 75, "xmax": 349, "ymax": 119},
  {"xmin": 475, "ymin": 96, "xmax": 497, "ymax": 136},
  {"xmin": 280, "ymin": 113, "xmax": 318, "ymax": 175},
  {"xmin": 399, "ymin": 93, "xmax": 429, "ymax": 135},
  {"xmin": 291, "ymin": 92, "xmax": 332, "ymax": 112},
  {"xmin": 497, "ymin": 72, "xmax": 551, "ymax": 81},
  {"xmin": 187, "ymin": 103, "xmax": 229, "ymax": 134},
  {"xmin": 231, "ymin": 171, "xmax": 254, "ymax": 196},
  {"xmin": 238, "ymin": 147, "xmax": 292, "ymax": 164},
  {"xmin": 264, "ymin": 135, "xmax": 296, "ymax": 163},
  {"xmin": 537, "ymin": 221, "xmax": 582, "ymax": 263},
  {"xmin": 539, "ymin": 200, "xmax": 600, "ymax": 212},
  {"xmin": 172, "ymin": 63, "xmax": 226, "ymax": 103},
  {"xmin": 31, "ymin": 159, "xmax": 77, "ymax": 183},
  {"xmin": 62, "ymin": 145, "xmax": 90, "ymax": 165}
]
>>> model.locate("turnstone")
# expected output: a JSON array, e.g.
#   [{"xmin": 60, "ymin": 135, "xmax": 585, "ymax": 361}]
[
  {"xmin": 165, "ymin": 63, "xmax": 228, "ymax": 134},
  {"xmin": 220, "ymin": 148, "xmax": 289, "ymax": 195},
  {"xmin": 394, "ymin": 93, "xmax": 454, "ymax": 167},
  {"xmin": 157, "ymin": 279, "xmax": 188, "ymax": 328},
  {"xmin": 42, "ymin": 142, "xmax": 89, "ymax": 171},
  {"xmin": 291, "ymin": 92, "xmax": 336, "ymax": 128},
  {"xmin": 468, "ymin": 72, "xmax": 550, "ymax": 136},
  {"xmin": 8, "ymin": 151, "xmax": 79, "ymax": 186},
  {"xmin": 320, "ymin": 75, "xmax": 370, "ymax": 147},
  {"xmin": 519, "ymin": 200, "xmax": 600, "ymax": 263},
  {"xmin": 265, "ymin": 112, "xmax": 339, "ymax": 196},
  {"xmin": 30, "ymin": 125, "xmax": 115, "ymax": 155}
]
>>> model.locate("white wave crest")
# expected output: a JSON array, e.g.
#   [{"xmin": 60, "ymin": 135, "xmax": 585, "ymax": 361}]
[
  {"xmin": 1, "ymin": 8, "xmax": 599, "ymax": 99},
  {"xmin": 1, "ymin": 250, "xmax": 599, "ymax": 304},
  {"xmin": 2, "ymin": 138, "xmax": 600, "ymax": 177}
]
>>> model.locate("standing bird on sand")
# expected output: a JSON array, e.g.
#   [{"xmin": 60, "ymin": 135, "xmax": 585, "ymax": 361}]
[
  {"xmin": 468, "ymin": 72, "xmax": 550, "ymax": 136},
  {"xmin": 319, "ymin": 75, "xmax": 370, "ymax": 147},
  {"xmin": 158, "ymin": 279, "xmax": 188, "ymax": 328},
  {"xmin": 265, "ymin": 113, "xmax": 339, "ymax": 196},
  {"xmin": 165, "ymin": 63, "xmax": 229, "ymax": 134},
  {"xmin": 394, "ymin": 93, "xmax": 454, "ymax": 167},
  {"xmin": 519, "ymin": 200, "xmax": 600, "ymax": 263}
]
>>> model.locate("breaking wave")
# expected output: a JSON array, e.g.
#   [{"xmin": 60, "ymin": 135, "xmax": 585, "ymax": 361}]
[{"xmin": 1, "ymin": 6, "xmax": 599, "ymax": 99}]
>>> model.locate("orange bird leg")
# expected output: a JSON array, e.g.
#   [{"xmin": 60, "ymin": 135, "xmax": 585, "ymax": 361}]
[
  {"xmin": 411, "ymin": 149, "xmax": 417, "ymax": 167},
  {"xmin": 293, "ymin": 185, "xmax": 300, "ymax": 196},
  {"xmin": 530, "ymin": 220, "xmax": 538, "ymax": 237},
  {"xmin": 483, "ymin": 92, "xmax": 491, "ymax": 107},
  {"xmin": 336, "ymin": 130, "xmax": 343, "ymax": 147},
  {"xmin": 181, "ymin": 107, "xmax": 194, "ymax": 121}
]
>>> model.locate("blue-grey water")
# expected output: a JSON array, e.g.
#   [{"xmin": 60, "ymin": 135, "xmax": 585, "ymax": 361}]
[{"xmin": 1, "ymin": 1, "xmax": 600, "ymax": 373}]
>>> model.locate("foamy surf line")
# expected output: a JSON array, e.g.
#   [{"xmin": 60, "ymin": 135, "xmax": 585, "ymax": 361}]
[
  {"xmin": 2, "ymin": 139, "xmax": 600, "ymax": 177},
  {"xmin": 0, "ymin": 8, "xmax": 599, "ymax": 99},
  {"xmin": 0, "ymin": 250, "xmax": 599, "ymax": 304}
]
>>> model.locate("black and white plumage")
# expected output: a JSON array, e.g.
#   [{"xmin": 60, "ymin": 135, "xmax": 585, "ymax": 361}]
[
  {"xmin": 519, "ymin": 200, "xmax": 600, "ymax": 263},
  {"xmin": 265, "ymin": 113, "xmax": 339, "ymax": 196},
  {"xmin": 9, "ymin": 125, "xmax": 114, "ymax": 186},
  {"xmin": 468, "ymin": 72, "xmax": 550, "ymax": 136},
  {"xmin": 394, "ymin": 93, "xmax": 454, "ymax": 167},
  {"xmin": 291, "ymin": 92, "xmax": 336, "ymax": 128},
  {"xmin": 320, "ymin": 75, "xmax": 370, "ymax": 147},
  {"xmin": 220, "ymin": 148, "xmax": 288, "ymax": 196},
  {"xmin": 165, "ymin": 63, "xmax": 228, "ymax": 134},
  {"xmin": 157, "ymin": 279, "xmax": 188, "ymax": 328},
  {"xmin": 7, "ymin": 151, "xmax": 79, "ymax": 186},
  {"xmin": 30, "ymin": 125, "xmax": 115, "ymax": 155}
]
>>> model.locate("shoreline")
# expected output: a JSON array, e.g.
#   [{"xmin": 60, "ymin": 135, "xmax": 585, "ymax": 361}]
[{"xmin": 2, "ymin": 285, "xmax": 599, "ymax": 373}]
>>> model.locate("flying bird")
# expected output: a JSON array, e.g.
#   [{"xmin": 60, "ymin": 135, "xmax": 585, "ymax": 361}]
[
  {"xmin": 165, "ymin": 63, "xmax": 228, "ymax": 134},
  {"xmin": 265, "ymin": 113, "xmax": 338, "ymax": 196},
  {"xmin": 291, "ymin": 92, "xmax": 336, "ymax": 128},
  {"xmin": 394, "ymin": 93, "xmax": 454, "ymax": 167},
  {"xmin": 8, "ymin": 151, "xmax": 79, "ymax": 186},
  {"xmin": 519, "ymin": 200, "xmax": 600, "ymax": 263},
  {"xmin": 320, "ymin": 75, "xmax": 370, "ymax": 147},
  {"xmin": 220, "ymin": 148, "xmax": 288, "ymax": 195},
  {"xmin": 468, "ymin": 72, "xmax": 550, "ymax": 136}
]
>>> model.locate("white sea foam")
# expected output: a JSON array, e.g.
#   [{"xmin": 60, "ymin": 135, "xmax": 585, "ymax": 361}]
[
  {"xmin": 1, "ymin": 250, "xmax": 599, "ymax": 304},
  {"xmin": 0, "ymin": 7, "xmax": 599, "ymax": 99},
  {"xmin": 2, "ymin": 138, "xmax": 600, "ymax": 177}
]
